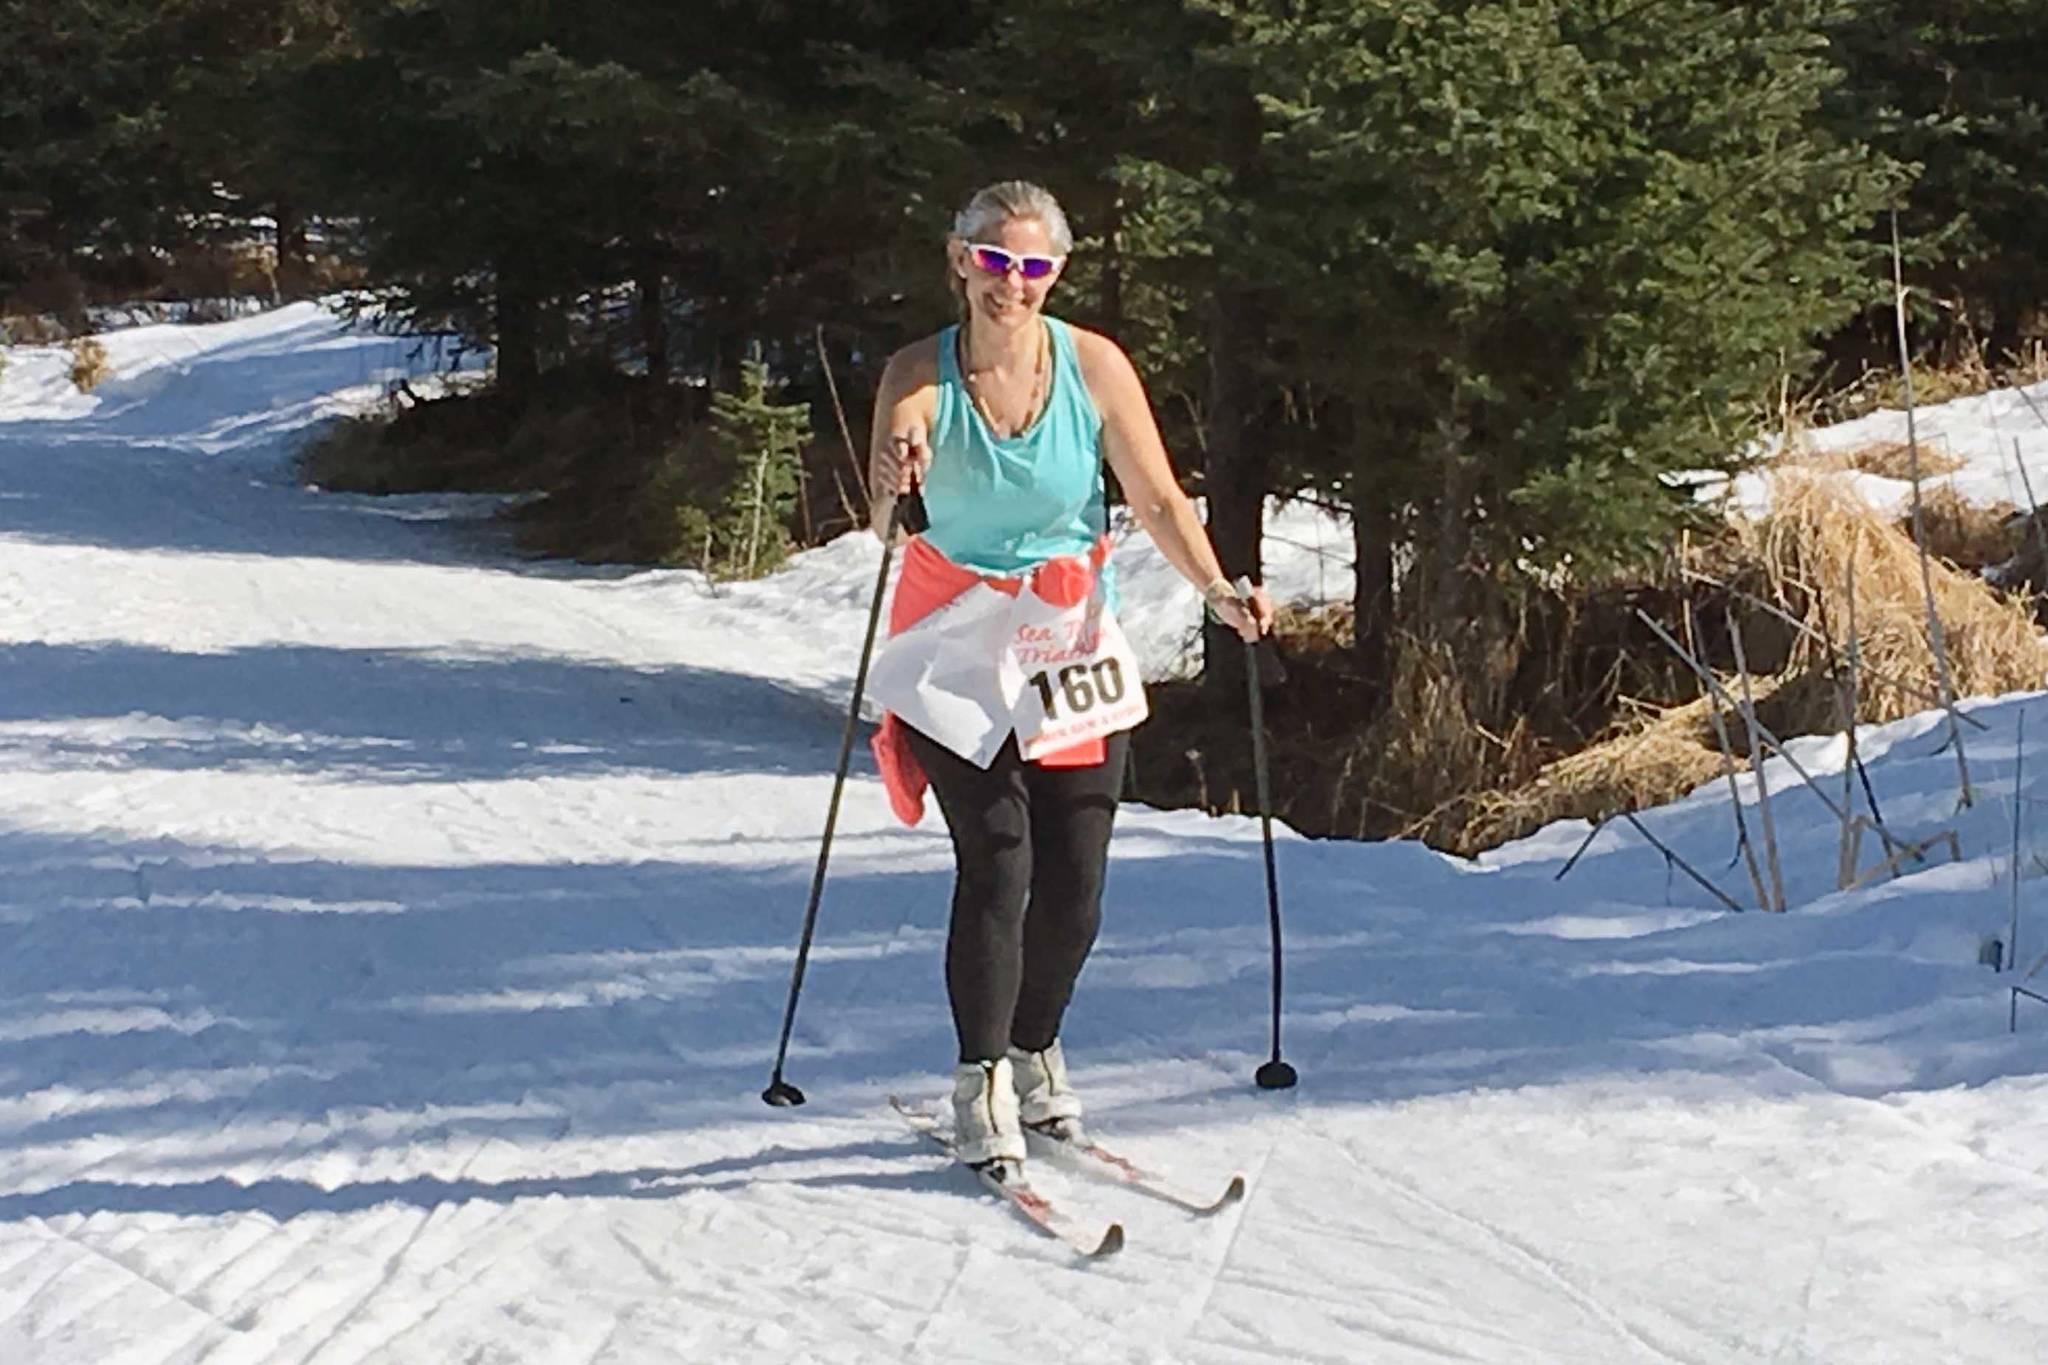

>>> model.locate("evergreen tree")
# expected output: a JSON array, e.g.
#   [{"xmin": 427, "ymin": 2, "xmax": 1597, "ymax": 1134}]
[
  {"xmin": 679, "ymin": 351, "xmax": 813, "ymax": 578},
  {"xmin": 168, "ymin": 0, "xmax": 362, "ymax": 301},
  {"xmin": 290, "ymin": 0, "xmax": 980, "ymax": 400},
  {"xmin": 1214, "ymin": 0, "xmax": 1901, "ymax": 702},
  {"xmin": 1824, "ymin": 0, "xmax": 2048, "ymax": 361},
  {"xmin": 0, "ymin": 0, "xmax": 217, "ymax": 321}
]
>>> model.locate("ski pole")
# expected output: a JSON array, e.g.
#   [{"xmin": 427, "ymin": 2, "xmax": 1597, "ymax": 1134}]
[
  {"xmin": 1236, "ymin": 576, "xmax": 1297, "ymax": 1091},
  {"xmin": 763, "ymin": 488, "xmax": 915, "ymax": 1108}
]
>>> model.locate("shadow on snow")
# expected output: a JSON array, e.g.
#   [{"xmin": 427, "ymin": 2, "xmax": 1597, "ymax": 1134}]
[{"xmin": 0, "ymin": 639, "xmax": 840, "ymax": 784}]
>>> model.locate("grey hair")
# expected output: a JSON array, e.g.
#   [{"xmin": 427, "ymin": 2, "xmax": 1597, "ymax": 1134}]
[{"xmin": 950, "ymin": 180, "xmax": 1073, "ymax": 255}]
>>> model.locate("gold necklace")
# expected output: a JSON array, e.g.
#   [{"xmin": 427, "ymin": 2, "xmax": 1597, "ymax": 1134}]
[{"xmin": 962, "ymin": 321, "xmax": 1048, "ymax": 437}]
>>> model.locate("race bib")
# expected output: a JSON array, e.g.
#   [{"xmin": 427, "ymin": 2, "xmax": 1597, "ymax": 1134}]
[{"xmin": 1000, "ymin": 587, "xmax": 1147, "ymax": 760}]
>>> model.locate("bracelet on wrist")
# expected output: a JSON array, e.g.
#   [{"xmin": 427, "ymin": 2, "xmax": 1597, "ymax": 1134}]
[{"xmin": 1200, "ymin": 579, "xmax": 1243, "ymax": 622}]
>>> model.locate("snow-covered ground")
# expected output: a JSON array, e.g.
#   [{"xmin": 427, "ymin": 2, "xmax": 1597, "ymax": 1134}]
[
  {"xmin": 1714, "ymin": 377, "xmax": 2048, "ymax": 522},
  {"xmin": 2, "ymin": 305, "xmax": 2046, "ymax": 1363}
]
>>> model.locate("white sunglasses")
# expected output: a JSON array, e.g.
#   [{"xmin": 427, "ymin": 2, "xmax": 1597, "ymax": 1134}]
[{"xmin": 965, "ymin": 243, "xmax": 1065, "ymax": 280}]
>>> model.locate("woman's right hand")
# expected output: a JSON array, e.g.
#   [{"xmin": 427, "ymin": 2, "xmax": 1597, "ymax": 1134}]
[{"xmin": 873, "ymin": 423, "xmax": 931, "ymax": 496}]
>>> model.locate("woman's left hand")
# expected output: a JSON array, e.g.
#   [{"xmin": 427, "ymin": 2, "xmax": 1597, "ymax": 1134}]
[{"xmin": 1211, "ymin": 583, "xmax": 1276, "ymax": 643}]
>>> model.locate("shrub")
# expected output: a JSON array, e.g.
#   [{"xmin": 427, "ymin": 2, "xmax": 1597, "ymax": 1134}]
[
  {"xmin": 298, "ymin": 357, "xmax": 817, "ymax": 575},
  {"xmin": 298, "ymin": 382, "xmax": 522, "ymax": 495},
  {"xmin": 68, "ymin": 338, "xmax": 111, "ymax": 391},
  {"xmin": 4, "ymin": 269, "xmax": 89, "ymax": 339}
]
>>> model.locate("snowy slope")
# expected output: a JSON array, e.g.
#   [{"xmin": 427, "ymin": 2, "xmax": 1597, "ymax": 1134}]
[{"xmin": 2, "ymin": 306, "xmax": 2046, "ymax": 1364}]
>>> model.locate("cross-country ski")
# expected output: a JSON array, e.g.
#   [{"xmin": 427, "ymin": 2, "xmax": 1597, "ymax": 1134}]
[
  {"xmin": 890, "ymin": 1098, "xmax": 1125, "ymax": 1258},
  {"xmin": 1026, "ymin": 1125, "xmax": 1246, "ymax": 1216}
]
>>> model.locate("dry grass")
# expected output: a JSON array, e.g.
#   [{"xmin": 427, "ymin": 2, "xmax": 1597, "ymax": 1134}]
[
  {"xmin": 1824, "ymin": 343, "xmax": 2048, "ymax": 424},
  {"xmin": 1724, "ymin": 469, "xmax": 2048, "ymax": 734},
  {"xmin": 1450, "ymin": 470, "xmax": 2048, "ymax": 853},
  {"xmin": 68, "ymin": 338, "xmax": 110, "ymax": 392},
  {"xmin": 1269, "ymin": 602, "xmax": 1354, "ymax": 657},
  {"xmin": 1903, "ymin": 484, "xmax": 2023, "ymax": 571},
  {"xmin": 1348, "ymin": 636, "xmax": 1545, "ymax": 846},
  {"xmin": 1456, "ymin": 697, "xmax": 1737, "ymax": 853},
  {"xmin": 1793, "ymin": 440, "xmax": 1966, "ymax": 480},
  {"xmin": 2, "ymin": 313, "xmax": 73, "ymax": 345}
]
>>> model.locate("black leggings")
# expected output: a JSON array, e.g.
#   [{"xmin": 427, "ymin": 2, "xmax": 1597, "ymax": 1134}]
[{"xmin": 904, "ymin": 727, "xmax": 1129, "ymax": 1063}]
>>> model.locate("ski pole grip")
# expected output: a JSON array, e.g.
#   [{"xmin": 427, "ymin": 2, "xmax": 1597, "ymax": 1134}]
[
  {"xmin": 899, "ymin": 471, "xmax": 929, "ymax": 535},
  {"xmin": 1234, "ymin": 575, "xmax": 1285, "ymax": 680}
]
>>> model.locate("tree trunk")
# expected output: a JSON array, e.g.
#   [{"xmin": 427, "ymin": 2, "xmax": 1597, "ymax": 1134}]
[
  {"xmin": 637, "ymin": 257, "xmax": 668, "ymax": 383},
  {"xmin": 1425, "ymin": 418, "xmax": 1477, "ymax": 619},
  {"xmin": 1202, "ymin": 286, "xmax": 1268, "ymax": 706},
  {"xmin": 495, "ymin": 250, "xmax": 540, "ymax": 401},
  {"xmin": 1986, "ymin": 279, "xmax": 2024, "ymax": 367},
  {"xmin": 274, "ymin": 204, "xmax": 310, "ymax": 301},
  {"xmin": 1412, "ymin": 409, "xmax": 1520, "ymax": 732},
  {"xmin": 1350, "ymin": 480, "xmax": 1394, "ymax": 687}
]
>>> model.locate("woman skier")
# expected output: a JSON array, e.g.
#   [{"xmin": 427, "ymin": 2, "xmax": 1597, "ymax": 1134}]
[{"xmin": 866, "ymin": 180, "xmax": 1273, "ymax": 1178}]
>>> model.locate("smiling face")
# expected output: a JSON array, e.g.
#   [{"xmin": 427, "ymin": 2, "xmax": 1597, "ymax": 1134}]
[{"xmin": 950, "ymin": 215, "xmax": 1064, "ymax": 334}]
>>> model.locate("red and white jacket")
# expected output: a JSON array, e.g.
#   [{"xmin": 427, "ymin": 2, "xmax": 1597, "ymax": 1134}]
[{"xmin": 867, "ymin": 534, "xmax": 1144, "ymax": 825}]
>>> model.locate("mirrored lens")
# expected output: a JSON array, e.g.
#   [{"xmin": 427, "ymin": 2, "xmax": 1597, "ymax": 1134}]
[
  {"xmin": 970, "ymin": 246, "xmax": 1016, "ymax": 275},
  {"xmin": 1016, "ymin": 256, "xmax": 1058, "ymax": 280}
]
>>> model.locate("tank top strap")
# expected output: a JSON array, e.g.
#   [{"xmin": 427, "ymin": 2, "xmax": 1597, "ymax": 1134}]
[
  {"xmin": 931, "ymin": 322, "xmax": 967, "ymax": 453},
  {"xmin": 1043, "ymin": 317, "xmax": 1102, "ymax": 440},
  {"xmin": 937, "ymin": 322, "xmax": 964, "ymax": 384}
]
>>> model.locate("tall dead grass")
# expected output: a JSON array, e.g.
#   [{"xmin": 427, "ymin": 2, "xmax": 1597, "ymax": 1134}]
[
  {"xmin": 1130, "ymin": 464, "xmax": 2048, "ymax": 860},
  {"xmin": 1735, "ymin": 470, "xmax": 2048, "ymax": 730},
  {"xmin": 1449, "ymin": 470, "xmax": 2048, "ymax": 854},
  {"xmin": 1905, "ymin": 484, "xmax": 2023, "ymax": 571},
  {"xmin": 1346, "ymin": 636, "xmax": 1543, "ymax": 846},
  {"xmin": 1457, "ymin": 696, "xmax": 1734, "ymax": 853}
]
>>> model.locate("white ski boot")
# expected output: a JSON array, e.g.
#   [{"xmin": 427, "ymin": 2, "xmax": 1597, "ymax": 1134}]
[
  {"xmin": 1008, "ymin": 1040, "xmax": 1083, "ymax": 1139},
  {"xmin": 951, "ymin": 1057, "xmax": 1027, "ymax": 1174}
]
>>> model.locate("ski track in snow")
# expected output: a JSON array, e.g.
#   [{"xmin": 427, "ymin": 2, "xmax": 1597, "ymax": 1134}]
[{"xmin": 2, "ymin": 304, "xmax": 2047, "ymax": 1361}]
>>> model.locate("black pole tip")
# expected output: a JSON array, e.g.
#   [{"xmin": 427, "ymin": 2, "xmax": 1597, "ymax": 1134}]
[
  {"xmin": 1255, "ymin": 1059, "xmax": 1298, "ymax": 1091},
  {"xmin": 761, "ymin": 1079, "xmax": 807, "ymax": 1108}
]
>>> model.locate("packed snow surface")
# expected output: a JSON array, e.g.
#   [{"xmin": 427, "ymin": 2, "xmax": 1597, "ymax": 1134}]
[{"xmin": 2, "ymin": 305, "xmax": 2046, "ymax": 1363}]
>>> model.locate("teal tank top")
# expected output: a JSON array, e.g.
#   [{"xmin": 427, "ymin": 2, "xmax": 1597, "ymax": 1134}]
[{"xmin": 924, "ymin": 316, "xmax": 1114, "ymax": 600}]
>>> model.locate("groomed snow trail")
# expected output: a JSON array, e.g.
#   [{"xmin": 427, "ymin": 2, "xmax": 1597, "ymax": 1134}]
[{"xmin": 2, "ymin": 307, "xmax": 2047, "ymax": 1363}]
